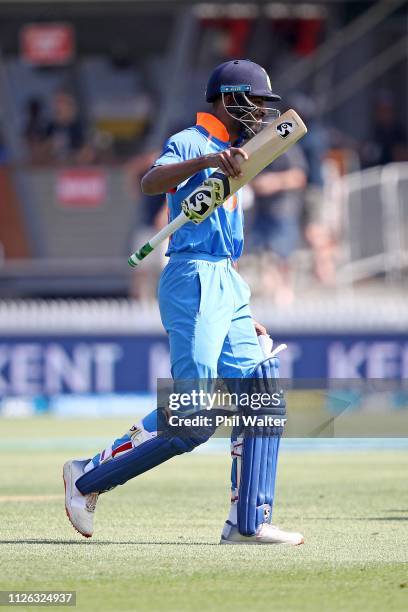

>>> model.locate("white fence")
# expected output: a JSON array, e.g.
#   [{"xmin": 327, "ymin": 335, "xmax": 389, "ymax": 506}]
[{"xmin": 338, "ymin": 162, "xmax": 408, "ymax": 285}]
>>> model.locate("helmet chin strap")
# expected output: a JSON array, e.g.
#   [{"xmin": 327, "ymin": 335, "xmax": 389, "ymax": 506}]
[{"xmin": 222, "ymin": 92, "xmax": 280, "ymax": 142}]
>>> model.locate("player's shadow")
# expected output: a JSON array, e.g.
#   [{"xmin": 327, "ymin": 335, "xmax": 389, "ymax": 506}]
[{"xmin": 0, "ymin": 539, "xmax": 219, "ymax": 546}]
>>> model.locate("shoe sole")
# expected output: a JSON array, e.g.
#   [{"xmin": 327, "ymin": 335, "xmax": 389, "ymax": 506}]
[
  {"xmin": 220, "ymin": 536, "xmax": 304, "ymax": 545},
  {"xmin": 63, "ymin": 463, "xmax": 92, "ymax": 539}
]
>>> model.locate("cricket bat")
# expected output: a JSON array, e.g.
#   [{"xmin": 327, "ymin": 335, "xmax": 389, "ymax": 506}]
[{"xmin": 128, "ymin": 109, "xmax": 307, "ymax": 267}]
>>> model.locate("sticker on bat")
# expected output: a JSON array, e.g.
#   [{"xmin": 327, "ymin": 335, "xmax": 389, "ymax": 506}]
[
  {"xmin": 276, "ymin": 121, "xmax": 294, "ymax": 139},
  {"xmin": 182, "ymin": 187, "xmax": 213, "ymax": 221}
]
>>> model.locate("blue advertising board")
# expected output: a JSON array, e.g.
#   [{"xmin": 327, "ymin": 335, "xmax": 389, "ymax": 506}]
[{"xmin": 0, "ymin": 333, "xmax": 407, "ymax": 397}]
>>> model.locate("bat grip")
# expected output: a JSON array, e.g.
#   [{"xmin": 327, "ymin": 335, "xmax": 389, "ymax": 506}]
[{"xmin": 128, "ymin": 212, "xmax": 188, "ymax": 267}]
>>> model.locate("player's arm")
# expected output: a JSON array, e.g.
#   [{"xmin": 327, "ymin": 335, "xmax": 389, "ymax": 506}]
[{"xmin": 141, "ymin": 147, "xmax": 248, "ymax": 195}]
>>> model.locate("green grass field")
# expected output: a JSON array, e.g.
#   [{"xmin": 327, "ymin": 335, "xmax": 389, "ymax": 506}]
[{"xmin": 1, "ymin": 418, "xmax": 407, "ymax": 611}]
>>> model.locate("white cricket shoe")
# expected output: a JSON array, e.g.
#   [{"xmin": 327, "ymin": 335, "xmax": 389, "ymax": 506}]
[
  {"xmin": 63, "ymin": 459, "xmax": 99, "ymax": 538},
  {"xmin": 220, "ymin": 520, "xmax": 304, "ymax": 545}
]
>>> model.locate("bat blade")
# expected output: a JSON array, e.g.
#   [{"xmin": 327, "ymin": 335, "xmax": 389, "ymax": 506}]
[
  {"xmin": 128, "ymin": 109, "xmax": 307, "ymax": 266},
  {"xmin": 181, "ymin": 109, "xmax": 307, "ymax": 223},
  {"xmin": 229, "ymin": 109, "xmax": 307, "ymax": 191}
]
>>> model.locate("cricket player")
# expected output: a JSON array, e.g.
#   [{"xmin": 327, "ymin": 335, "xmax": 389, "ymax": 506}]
[{"xmin": 63, "ymin": 59, "xmax": 304, "ymax": 545}]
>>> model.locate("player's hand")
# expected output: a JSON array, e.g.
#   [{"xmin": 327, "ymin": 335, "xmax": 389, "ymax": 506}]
[
  {"xmin": 253, "ymin": 321, "xmax": 268, "ymax": 336},
  {"xmin": 203, "ymin": 148, "xmax": 249, "ymax": 179}
]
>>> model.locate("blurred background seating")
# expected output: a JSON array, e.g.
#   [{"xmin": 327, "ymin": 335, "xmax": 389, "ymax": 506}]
[
  {"xmin": 0, "ymin": 1, "xmax": 407, "ymax": 394},
  {"xmin": 0, "ymin": 1, "xmax": 406, "ymax": 301}
]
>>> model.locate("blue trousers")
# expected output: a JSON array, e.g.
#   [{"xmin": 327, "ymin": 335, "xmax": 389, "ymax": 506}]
[
  {"xmin": 87, "ymin": 253, "xmax": 263, "ymax": 470},
  {"xmin": 78, "ymin": 254, "xmax": 282, "ymax": 534},
  {"xmin": 158, "ymin": 253, "xmax": 263, "ymax": 379}
]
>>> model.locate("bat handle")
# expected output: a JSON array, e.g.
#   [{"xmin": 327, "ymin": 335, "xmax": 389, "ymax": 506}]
[
  {"xmin": 128, "ymin": 212, "xmax": 188, "ymax": 267},
  {"xmin": 128, "ymin": 243, "xmax": 154, "ymax": 267}
]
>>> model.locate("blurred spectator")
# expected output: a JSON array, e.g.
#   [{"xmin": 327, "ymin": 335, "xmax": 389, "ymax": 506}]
[
  {"xmin": 249, "ymin": 144, "xmax": 307, "ymax": 304},
  {"xmin": 45, "ymin": 91, "xmax": 94, "ymax": 164},
  {"xmin": 23, "ymin": 97, "xmax": 48, "ymax": 163},
  {"xmin": 292, "ymin": 94, "xmax": 337, "ymax": 286},
  {"xmin": 0, "ymin": 133, "xmax": 7, "ymax": 165},
  {"xmin": 292, "ymin": 94, "xmax": 328, "ymax": 189},
  {"xmin": 125, "ymin": 149, "xmax": 167, "ymax": 300},
  {"xmin": 361, "ymin": 91, "xmax": 408, "ymax": 168}
]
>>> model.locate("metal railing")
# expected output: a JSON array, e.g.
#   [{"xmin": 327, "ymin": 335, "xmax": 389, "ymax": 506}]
[{"xmin": 338, "ymin": 162, "xmax": 408, "ymax": 285}]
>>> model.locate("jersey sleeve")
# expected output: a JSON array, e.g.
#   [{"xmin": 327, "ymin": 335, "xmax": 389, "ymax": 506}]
[
  {"xmin": 152, "ymin": 129, "xmax": 203, "ymax": 192},
  {"xmin": 153, "ymin": 131, "xmax": 193, "ymax": 167}
]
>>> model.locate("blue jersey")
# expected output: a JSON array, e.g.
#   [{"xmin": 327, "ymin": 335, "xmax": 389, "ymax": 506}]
[{"xmin": 154, "ymin": 113, "xmax": 244, "ymax": 260}]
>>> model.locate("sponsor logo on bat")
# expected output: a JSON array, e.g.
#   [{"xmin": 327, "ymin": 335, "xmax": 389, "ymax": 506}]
[
  {"xmin": 276, "ymin": 121, "xmax": 294, "ymax": 138},
  {"xmin": 182, "ymin": 188, "xmax": 212, "ymax": 216}
]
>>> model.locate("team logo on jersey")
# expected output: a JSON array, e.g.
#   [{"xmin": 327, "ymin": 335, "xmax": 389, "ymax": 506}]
[
  {"xmin": 276, "ymin": 121, "xmax": 294, "ymax": 139},
  {"xmin": 182, "ymin": 188, "xmax": 212, "ymax": 217}
]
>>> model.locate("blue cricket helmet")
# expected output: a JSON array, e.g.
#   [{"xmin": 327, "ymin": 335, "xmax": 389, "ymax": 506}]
[{"xmin": 206, "ymin": 59, "xmax": 281, "ymax": 103}]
